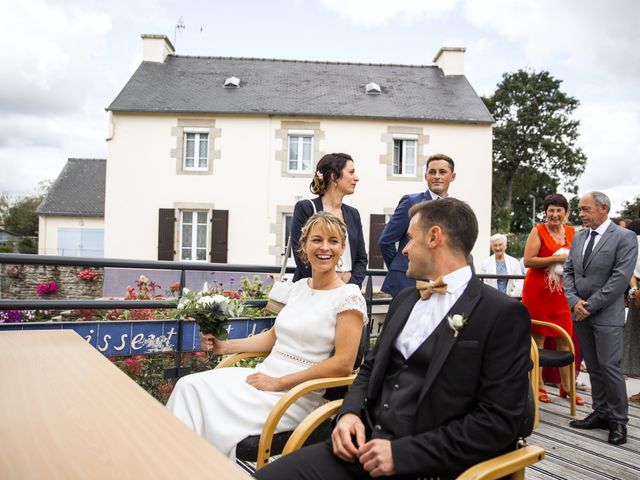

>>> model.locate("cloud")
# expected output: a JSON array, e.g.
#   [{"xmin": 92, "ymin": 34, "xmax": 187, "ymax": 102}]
[
  {"xmin": 462, "ymin": 0, "xmax": 640, "ymax": 87},
  {"xmin": 0, "ymin": 0, "xmax": 163, "ymax": 198},
  {"xmin": 576, "ymin": 101, "xmax": 640, "ymax": 212},
  {"xmin": 317, "ymin": 0, "xmax": 459, "ymax": 28}
]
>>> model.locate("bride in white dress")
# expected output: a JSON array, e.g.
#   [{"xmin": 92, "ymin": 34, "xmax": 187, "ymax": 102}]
[{"xmin": 166, "ymin": 212, "xmax": 368, "ymax": 459}]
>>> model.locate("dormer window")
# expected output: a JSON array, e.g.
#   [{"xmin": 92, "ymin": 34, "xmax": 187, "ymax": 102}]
[
  {"xmin": 366, "ymin": 82, "xmax": 381, "ymax": 95},
  {"xmin": 224, "ymin": 76, "xmax": 240, "ymax": 88}
]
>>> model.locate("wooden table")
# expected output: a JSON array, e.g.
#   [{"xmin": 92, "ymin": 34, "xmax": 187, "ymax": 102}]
[{"xmin": 0, "ymin": 330, "xmax": 250, "ymax": 479}]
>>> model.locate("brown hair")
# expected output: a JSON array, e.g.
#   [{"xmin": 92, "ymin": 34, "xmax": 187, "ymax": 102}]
[
  {"xmin": 408, "ymin": 197, "xmax": 478, "ymax": 256},
  {"xmin": 543, "ymin": 193, "xmax": 569, "ymax": 212},
  {"xmin": 310, "ymin": 153, "xmax": 354, "ymax": 196},
  {"xmin": 426, "ymin": 153, "xmax": 455, "ymax": 172},
  {"xmin": 297, "ymin": 212, "xmax": 347, "ymax": 265}
]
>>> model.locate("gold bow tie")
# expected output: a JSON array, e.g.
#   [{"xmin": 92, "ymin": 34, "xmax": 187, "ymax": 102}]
[{"xmin": 416, "ymin": 277, "xmax": 448, "ymax": 300}]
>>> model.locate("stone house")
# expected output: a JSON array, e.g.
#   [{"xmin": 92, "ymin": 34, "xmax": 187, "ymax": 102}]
[{"xmin": 104, "ymin": 34, "xmax": 493, "ymax": 268}]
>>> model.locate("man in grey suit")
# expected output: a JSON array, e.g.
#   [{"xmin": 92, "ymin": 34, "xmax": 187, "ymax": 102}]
[{"xmin": 564, "ymin": 191, "xmax": 638, "ymax": 445}]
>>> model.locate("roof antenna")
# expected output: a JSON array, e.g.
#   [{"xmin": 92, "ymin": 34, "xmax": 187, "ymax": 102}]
[{"xmin": 174, "ymin": 17, "xmax": 185, "ymax": 47}]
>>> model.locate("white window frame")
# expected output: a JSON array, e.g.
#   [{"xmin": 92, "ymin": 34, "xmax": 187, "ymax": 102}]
[
  {"xmin": 183, "ymin": 128, "xmax": 210, "ymax": 171},
  {"xmin": 392, "ymin": 135, "xmax": 418, "ymax": 177},
  {"xmin": 179, "ymin": 210, "xmax": 210, "ymax": 262},
  {"xmin": 282, "ymin": 212, "xmax": 295, "ymax": 260},
  {"xmin": 287, "ymin": 130, "xmax": 314, "ymax": 173}
]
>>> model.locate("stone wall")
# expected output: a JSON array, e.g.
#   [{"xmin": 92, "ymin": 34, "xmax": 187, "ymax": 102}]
[{"xmin": 0, "ymin": 264, "xmax": 104, "ymax": 300}]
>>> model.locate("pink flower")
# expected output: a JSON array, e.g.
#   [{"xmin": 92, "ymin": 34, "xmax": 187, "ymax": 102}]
[{"xmin": 35, "ymin": 281, "xmax": 58, "ymax": 296}]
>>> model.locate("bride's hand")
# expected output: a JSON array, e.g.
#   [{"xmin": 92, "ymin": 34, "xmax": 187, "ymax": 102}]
[
  {"xmin": 200, "ymin": 333, "xmax": 227, "ymax": 354},
  {"xmin": 246, "ymin": 372, "xmax": 283, "ymax": 391}
]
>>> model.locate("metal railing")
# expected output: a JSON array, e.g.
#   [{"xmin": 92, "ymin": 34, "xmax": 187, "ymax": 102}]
[{"xmin": 0, "ymin": 253, "xmax": 525, "ymax": 376}]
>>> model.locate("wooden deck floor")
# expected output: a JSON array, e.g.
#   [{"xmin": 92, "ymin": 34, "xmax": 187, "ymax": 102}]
[
  {"xmin": 238, "ymin": 384, "xmax": 640, "ymax": 479},
  {"xmin": 528, "ymin": 385, "xmax": 640, "ymax": 479}
]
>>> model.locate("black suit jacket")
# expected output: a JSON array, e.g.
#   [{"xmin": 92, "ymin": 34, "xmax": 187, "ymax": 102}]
[
  {"xmin": 291, "ymin": 196, "xmax": 368, "ymax": 287},
  {"xmin": 339, "ymin": 276, "xmax": 531, "ymax": 477}
]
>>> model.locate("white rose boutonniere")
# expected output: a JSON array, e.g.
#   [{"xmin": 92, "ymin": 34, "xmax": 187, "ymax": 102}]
[{"xmin": 447, "ymin": 314, "xmax": 468, "ymax": 338}]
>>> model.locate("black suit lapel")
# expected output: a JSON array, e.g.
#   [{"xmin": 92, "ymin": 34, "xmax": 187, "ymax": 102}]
[
  {"xmin": 369, "ymin": 289, "xmax": 420, "ymax": 393},
  {"xmin": 418, "ymin": 277, "xmax": 483, "ymax": 405}
]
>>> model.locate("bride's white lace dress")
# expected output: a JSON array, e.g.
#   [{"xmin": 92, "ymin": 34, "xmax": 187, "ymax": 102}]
[{"xmin": 166, "ymin": 279, "xmax": 367, "ymax": 458}]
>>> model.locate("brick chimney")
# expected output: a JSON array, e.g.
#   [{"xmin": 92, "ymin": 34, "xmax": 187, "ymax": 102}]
[
  {"xmin": 433, "ymin": 47, "xmax": 466, "ymax": 76},
  {"xmin": 141, "ymin": 34, "xmax": 175, "ymax": 63}
]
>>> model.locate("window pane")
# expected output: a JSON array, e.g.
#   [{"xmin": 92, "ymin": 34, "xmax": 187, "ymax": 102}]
[
  {"xmin": 182, "ymin": 211, "xmax": 191, "ymax": 223},
  {"xmin": 302, "ymin": 138, "xmax": 312, "ymax": 171},
  {"xmin": 197, "ymin": 224, "xmax": 207, "ymax": 249},
  {"xmin": 302, "ymin": 137, "xmax": 312, "ymax": 159},
  {"xmin": 405, "ymin": 141, "xmax": 415, "ymax": 175},
  {"xmin": 196, "ymin": 248, "xmax": 206, "ymax": 261},
  {"xmin": 182, "ymin": 225, "xmax": 192, "ymax": 248},
  {"xmin": 393, "ymin": 140, "xmax": 401, "ymax": 174},
  {"xmin": 182, "ymin": 248, "xmax": 192, "ymax": 261},
  {"xmin": 289, "ymin": 136, "xmax": 299, "ymax": 170},
  {"xmin": 185, "ymin": 133, "xmax": 195, "ymax": 168},
  {"xmin": 197, "ymin": 211, "xmax": 207, "ymax": 224},
  {"xmin": 198, "ymin": 135, "xmax": 208, "ymax": 168}
]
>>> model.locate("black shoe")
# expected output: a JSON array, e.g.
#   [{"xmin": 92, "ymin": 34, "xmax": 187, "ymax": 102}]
[
  {"xmin": 569, "ymin": 412, "xmax": 610, "ymax": 430},
  {"xmin": 608, "ymin": 423, "xmax": 627, "ymax": 445}
]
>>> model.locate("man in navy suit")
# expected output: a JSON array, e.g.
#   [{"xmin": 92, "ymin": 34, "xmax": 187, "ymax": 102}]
[
  {"xmin": 255, "ymin": 198, "xmax": 531, "ymax": 480},
  {"xmin": 379, "ymin": 153, "xmax": 456, "ymax": 296},
  {"xmin": 564, "ymin": 191, "xmax": 638, "ymax": 445}
]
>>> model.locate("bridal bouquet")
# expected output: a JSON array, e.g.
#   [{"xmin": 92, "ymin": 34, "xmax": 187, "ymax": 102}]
[{"xmin": 176, "ymin": 283, "xmax": 245, "ymax": 339}]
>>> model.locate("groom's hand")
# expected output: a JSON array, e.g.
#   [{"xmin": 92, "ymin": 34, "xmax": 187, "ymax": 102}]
[
  {"xmin": 331, "ymin": 413, "xmax": 366, "ymax": 462},
  {"xmin": 359, "ymin": 439, "xmax": 395, "ymax": 477}
]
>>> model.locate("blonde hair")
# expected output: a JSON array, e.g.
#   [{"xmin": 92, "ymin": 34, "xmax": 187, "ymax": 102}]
[{"xmin": 297, "ymin": 212, "xmax": 347, "ymax": 265}]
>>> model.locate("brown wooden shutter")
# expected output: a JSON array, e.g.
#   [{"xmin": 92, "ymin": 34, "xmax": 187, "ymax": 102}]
[
  {"xmin": 210, "ymin": 209, "xmax": 228, "ymax": 263},
  {"xmin": 158, "ymin": 208, "xmax": 176, "ymax": 260},
  {"xmin": 368, "ymin": 214, "xmax": 386, "ymax": 269}
]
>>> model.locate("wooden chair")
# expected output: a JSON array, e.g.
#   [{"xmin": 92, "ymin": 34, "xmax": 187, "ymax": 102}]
[
  {"xmin": 530, "ymin": 338, "xmax": 540, "ymax": 429},
  {"xmin": 215, "ymin": 347, "xmax": 361, "ymax": 470},
  {"xmin": 531, "ymin": 319, "xmax": 577, "ymax": 416},
  {"xmin": 281, "ymin": 395, "xmax": 544, "ymax": 480},
  {"xmin": 215, "ymin": 323, "xmax": 369, "ymax": 470}
]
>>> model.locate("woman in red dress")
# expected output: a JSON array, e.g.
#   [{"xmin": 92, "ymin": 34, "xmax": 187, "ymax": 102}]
[{"xmin": 522, "ymin": 193, "xmax": 584, "ymax": 405}]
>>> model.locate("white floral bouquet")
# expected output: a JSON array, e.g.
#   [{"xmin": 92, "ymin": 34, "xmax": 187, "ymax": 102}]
[
  {"xmin": 546, "ymin": 247, "xmax": 569, "ymax": 293},
  {"xmin": 176, "ymin": 283, "xmax": 245, "ymax": 338}
]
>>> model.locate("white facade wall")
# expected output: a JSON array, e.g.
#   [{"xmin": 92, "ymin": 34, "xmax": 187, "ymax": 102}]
[
  {"xmin": 38, "ymin": 216, "xmax": 105, "ymax": 256},
  {"xmin": 105, "ymin": 113, "xmax": 491, "ymax": 269}
]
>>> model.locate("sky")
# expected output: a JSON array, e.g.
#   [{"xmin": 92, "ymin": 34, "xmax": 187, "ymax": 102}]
[{"xmin": 1, "ymin": 0, "xmax": 638, "ymax": 214}]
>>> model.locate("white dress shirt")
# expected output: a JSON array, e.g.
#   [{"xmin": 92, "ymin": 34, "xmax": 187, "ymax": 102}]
[
  {"xmin": 582, "ymin": 218, "xmax": 611, "ymax": 255},
  {"xmin": 394, "ymin": 266, "xmax": 472, "ymax": 359}
]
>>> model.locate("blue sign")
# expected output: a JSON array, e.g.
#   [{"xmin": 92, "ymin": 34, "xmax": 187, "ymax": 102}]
[{"xmin": 0, "ymin": 318, "xmax": 275, "ymax": 356}]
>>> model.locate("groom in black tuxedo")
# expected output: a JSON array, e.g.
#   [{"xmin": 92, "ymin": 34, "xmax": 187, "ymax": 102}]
[{"xmin": 255, "ymin": 198, "xmax": 531, "ymax": 480}]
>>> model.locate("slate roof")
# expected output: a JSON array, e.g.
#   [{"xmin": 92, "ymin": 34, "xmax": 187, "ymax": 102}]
[
  {"xmin": 36, "ymin": 159, "xmax": 106, "ymax": 217},
  {"xmin": 107, "ymin": 56, "xmax": 492, "ymax": 124}
]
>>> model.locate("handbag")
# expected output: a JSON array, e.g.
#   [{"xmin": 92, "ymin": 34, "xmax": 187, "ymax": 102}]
[
  {"xmin": 266, "ymin": 199, "xmax": 316, "ymax": 314},
  {"xmin": 266, "ymin": 235, "xmax": 293, "ymax": 314}
]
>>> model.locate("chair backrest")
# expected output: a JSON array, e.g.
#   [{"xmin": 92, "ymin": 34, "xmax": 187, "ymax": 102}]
[
  {"xmin": 519, "ymin": 382, "xmax": 535, "ymax": 439},
  {"xmin": 323, "ymin": 324, "xmax": 369, "ymax": 401}
]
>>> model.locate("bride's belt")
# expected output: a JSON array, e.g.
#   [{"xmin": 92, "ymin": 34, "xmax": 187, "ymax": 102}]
[{"xmin": 272, "ymin": 347, "xmax": 317, "ymax": 367}]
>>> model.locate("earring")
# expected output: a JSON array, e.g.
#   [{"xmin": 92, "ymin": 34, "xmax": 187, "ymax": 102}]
[{"xmin": 337, "ymin": 258, "xmax": 344, "ymax": 272}]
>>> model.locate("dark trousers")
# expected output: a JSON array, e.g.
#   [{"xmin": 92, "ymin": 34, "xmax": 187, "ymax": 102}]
[{"xmin": 253, "ymin": 440, "xmax": 449, "ymax": 480}]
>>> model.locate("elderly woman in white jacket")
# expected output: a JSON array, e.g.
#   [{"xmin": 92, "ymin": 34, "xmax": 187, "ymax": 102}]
[{"xmin": 481, "ymin": 233, "xmax": 524, "ymax": 296}]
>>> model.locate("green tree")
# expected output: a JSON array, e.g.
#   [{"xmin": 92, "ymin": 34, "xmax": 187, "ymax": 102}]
[
  {"xmin": 483, "ymin": 70, "xmax": 587, "ymax": 233},
  {"xmin": 618, "ymin": 195, "xmax": 640, "ymax": 219},
  {"xmin": 4, "ymin": 196, "xmax": 42, "ymax": 237},
  {"xmin": 0, "ymin": 193, "xmax": 10, "ymax": 225}
]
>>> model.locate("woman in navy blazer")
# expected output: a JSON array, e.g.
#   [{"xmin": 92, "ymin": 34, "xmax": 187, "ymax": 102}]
[{"xmin": 290, "ymin": 153, "xmax": 368, "ymax": 287}]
